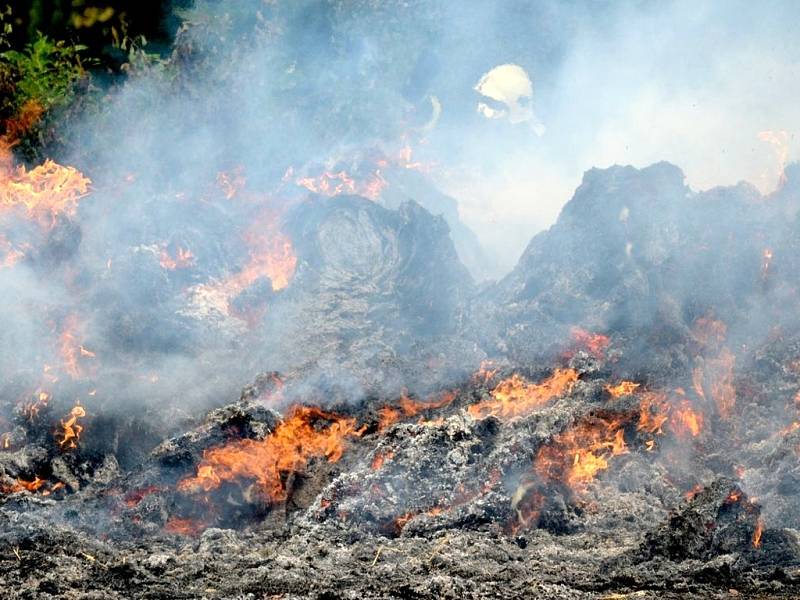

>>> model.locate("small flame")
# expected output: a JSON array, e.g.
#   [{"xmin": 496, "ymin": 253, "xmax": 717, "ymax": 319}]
[
  {"xmin": 296, "ymin": 169, "xmax": 387, "ymax": 201},
  {"xmin": 605, "ymin": 381, "xmax": 640, "ymax": 398},
  {"xmin": 753, "ymin": 518, "xmax": 764, "ymax": 549},
  {"xmin": 58, "ymin": 315, "xmax": 96, "ymax": 379},
  {"xmin": 378, "ymin": 390, "xmax": 457, "ymax": 429},
  {"xmin": 159, "ymin": 246, "xmax": 196, "ymax": 270},
  {"xmin": 55, "ymin": 404, "xmax": 87, "ymax": 449},
  {"xmin": 569, "ymin": 327, "xmax": 610, "ymax": 359},
  {"xmin": 216, "ymin": 168, "xmax": 246, "ymax": 199},
  {"xmin": 21, "ymin": 391, "xmax": 50, "ymax": 422},
  {"xmin": 761, "ymin": 248, "xmax": 774, "ymax": 280}
]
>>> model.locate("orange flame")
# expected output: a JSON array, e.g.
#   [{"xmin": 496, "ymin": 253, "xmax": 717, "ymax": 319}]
[
  {"xmin": 159, "ymin": 246, "xmax": 195, "ymax": 270},
  {"xmin": 55, "ymin": 404, "xmax": 87, "ymax": 449},
  {"xmin": 669, "ymin": 398, "xmax": 704, "ymax": 438},
  {"xmin": 569, "ymin": 327, "xmax": 610, "ymax": 359},
  {"xmin": 636, "ymin": 391, "xmax": 670, "ymax": 435},
  {"xmin": 534, "ymin": 415, "xmax": 629, "ymax": 493},
  {"xmin": 371, "ymin": 450, "xmax": 394, "ymax": 471},
  {"xmin": 21, "ymin": 391, "xmax": 51, "ymax": 422},
  {"xmin": 58, "ymin": 315, "xmax": 95, "ymax": 379},
  {"xmin": 216, "ymin": 168, "xmax": 246, "ymax": 200},
  {"xmin": 0, "ymin": 157, "xmax": 91, "ymax": 227},
  {"xmin": 177, "ymin": 406, "xmax": 362, "ymax": 503},
  {"xmin": 753, "ymin": 518, "xmax": 764, "ymax": 549},
  {"xmin": 605, "ymin": 381, "xmax": 640, "ymax": 398},
  {"xmin": 295, "ymin": 169, "xmax": 387, "ymax": 201},
  {"xmin": 377, "ymin": 390, "xmax": 457, "ymax": 429},
  {"xmin": 468, "ymin": 369, "xmax": 578, "ymax": 421}
]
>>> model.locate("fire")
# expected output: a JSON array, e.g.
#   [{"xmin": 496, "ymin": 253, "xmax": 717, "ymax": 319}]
[
  {"xmin": 0, "ymin": 157, "xmax": 91, "ymax": 227},
  {"xmin": 669, "ymin": 398, "xmax": 704, "ymax": 438},
  {"xmin": 378, "ymin": 390, "xmax": 456, "ymax": 429},
  {"xmin": 473, "ymin": 360, "xmax": 500, "ymax": 385},
  {"xmin": 165, "ymin": 517, "xmax": 207, "ymax": 536},
  {"xmin": 177, "ymin": 406, "xmax": 362, "ymax": 503},
  {"xmin": 605, "ymin": 381, "xmax": 640, "ymax": 398},
  {"xmin": 371, "ymin": 450, "xmax": 394, "ymax": 471},
  {"xmin": 753, "ymin": 518, "xmax": 764, "ymax": 549},
  {"xmin": 569, "ymin": 327, "xmax": 610, "ymax": 359},
  {"xmin": 295, "ymin": 169, "xmax": 387, "ymax": 201},
  {"xmin": 758, "ymin": 130, "xmax": 790, "ymax": 187},
  {"xmin": 21, "ymin": 391, "xmax": 50, "ymax": 422},
  {"xmin": 58, "ymin": 315, "xmax": 95, "ymax": 379},
  {"xmin": 1, "ymin": 476, "xmax": 46, "ymax": 494},
  {"xmin": 159, "ymin": 246, "xmax": 195, "ymax": 270},
  {"xmin": 694, "ymin": 348, "xmax": 736, "ymax": 419},
  {"xmin": 188, "ymin": 208, "xmax": 297, "ymax": 323},
  {"xmin": 216, "ymin": 168, "xmax": 246, "ymax": 199},
  {"xmin": 534, "ymin": 415, "xmax": 629, "ymax": 492},
  {"xmin": 513, "ymin": 414, "xmax": 631, "ymax": 530},
  {"xmin": 692, "ymin": 318, "xmax": 736, "ymax": 419},
  {"xmin": 761, "ymin": 248, "xmax": 774, "ymax": 279},
  {"xmin": 55, "ymin": 404, "xmax": 87, "ymax": 449},
  {"xmin": 636, "ymin": 392, "xmax": 670, "ymax": 435},
  {"xmin": 0, "ymin": 233, "xmax": 27, "ymax": 269},
  {"xmin": 468, "ymin": 369, "xmax": 578, "ymax": 421}
]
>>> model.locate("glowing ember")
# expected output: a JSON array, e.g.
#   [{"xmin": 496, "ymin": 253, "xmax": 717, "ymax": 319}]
[
  {"xmin": 468, "ymin": 369, "xmax": 578, "ymax": 421},
  {"xmin": 165, "ymin": 517, "xmax": 207, "ymax": 537},
  {"xmin": 56, "ymin": 404, "xmax": 87, "ymax": 449},
  {"xmin": 371, "ymin": 450, "xmax": 394, "ymax": 471},
  {"xmin": 177, "ymin": 406, "xmax": 363, "ymax": 503}
]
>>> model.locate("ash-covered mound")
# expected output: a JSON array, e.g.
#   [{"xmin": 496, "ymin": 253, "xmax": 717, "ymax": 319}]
[
  {"xmin": 480, "ymin": 161, "xmax": 800, "ymax": 375},
  {"xmin": 261, "ymin": 194, "xmax": 482, "ymax": 398}
]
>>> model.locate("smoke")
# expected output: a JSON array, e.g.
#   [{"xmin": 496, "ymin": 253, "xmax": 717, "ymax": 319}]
[
  {"xmin": 1, "ymin": 0, "xmax": 799, "ymax": 433},
  {"xmin": 421, "ymin": 0, "xmax": 800, "ymax": 273}
]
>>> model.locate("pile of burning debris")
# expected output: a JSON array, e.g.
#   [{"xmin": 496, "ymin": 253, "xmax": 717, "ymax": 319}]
[{"xmin": 3, "ymin": 136, "xmax": 800, "ymax": 597}]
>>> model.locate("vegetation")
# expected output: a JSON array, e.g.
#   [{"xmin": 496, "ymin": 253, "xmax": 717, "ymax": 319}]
[{"xmin": 0, "ymin": 2, "xmax": 177, "ymax": 162}]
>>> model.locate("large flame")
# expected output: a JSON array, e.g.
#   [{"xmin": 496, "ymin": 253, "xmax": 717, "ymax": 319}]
[
  {"xmin": 0, "ymin": 154, "xmax": 91, "ymax": 228},
  {"xmin": 177, "ymin": 406, "xmax": 362, "ymax": 503},
  {"xmin": 468, "ymin": 369, "xmax": 578, "ymax": 421},
  {"xmin": 535, "ymin": 416, "xmax": 629, "ymax": 491}
]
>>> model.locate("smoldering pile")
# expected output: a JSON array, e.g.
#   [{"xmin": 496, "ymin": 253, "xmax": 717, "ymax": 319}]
[{"xmin": 3, "ymin": 155, "xmax": 800, "ymax": 598}]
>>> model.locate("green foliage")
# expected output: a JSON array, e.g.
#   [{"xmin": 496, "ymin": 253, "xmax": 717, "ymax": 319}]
[{"xmin": 1, "ymin": 31, "xmax": 89, "ymax": 111}]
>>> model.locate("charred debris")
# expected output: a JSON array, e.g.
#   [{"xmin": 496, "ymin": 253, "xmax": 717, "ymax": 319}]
[{"xmin": 2, "ymin": 157, "xmax": 800, "ymax": 598}]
